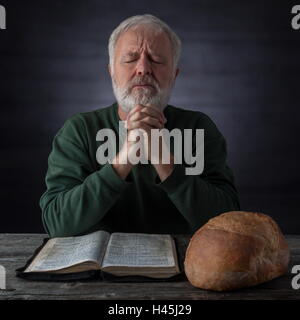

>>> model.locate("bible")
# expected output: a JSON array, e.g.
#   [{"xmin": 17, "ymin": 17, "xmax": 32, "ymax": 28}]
[{"xmin": 16, "ymin": 230, "xmax": 182, "ymax": 281}]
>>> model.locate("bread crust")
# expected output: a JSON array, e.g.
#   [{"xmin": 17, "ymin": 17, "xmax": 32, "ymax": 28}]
[{"xmin": 184, "ymin": 211, "xmax": 290, "ymax": 291}]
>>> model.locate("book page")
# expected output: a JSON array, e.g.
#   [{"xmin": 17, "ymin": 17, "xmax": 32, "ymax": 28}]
[
  {"xmin": 102, "ymin": 233, "xmax": 176, "ymax": 268},
  {"xmin": 25, "ymin": 230, "xmax": 110, "ymax": 272}
]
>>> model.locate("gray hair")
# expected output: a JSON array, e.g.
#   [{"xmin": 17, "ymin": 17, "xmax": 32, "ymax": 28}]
[{"xmin": 108, "ymin": 14, "xmax": 182, "ymax": 73}]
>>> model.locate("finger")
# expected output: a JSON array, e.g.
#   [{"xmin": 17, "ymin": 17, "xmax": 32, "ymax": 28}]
[
  {"xmin": 128, "ymin": 110, "xmax": 148, "ymax": 123},
  {"xmin": 128, "ymin": 114, "xmax": 164, "ymax": 130},
  {"xmin": 140, "ymin": 105, "xmax": 162, "ymax": 118},
  {"xmin": 127, "ymin": 121, "xmax": 153, "ymax": 133},
  {"xmin": 141, "ymin": 106, "xmax": 167, "ymax": 123},
  {"xmin": 127, "ymin": 107, "xmax": 165, "ymax": 128},
  {"xmin": 127, "ymin": 104, "xmax": 164, "ymax": 123},
  {"xmin": 125, "ymin": 105, "xmax": 143, "ymax": 121},
  {"xmin": 140, "ymin": 115, "xmax": 164, "ymax": 129},
  {"xmin": 126, "ymin": 105, "xmax": 144, "ymax": 120},
  {"xmin": 125, "ymin": 105, "xmax": 145, "ymax": 128}
]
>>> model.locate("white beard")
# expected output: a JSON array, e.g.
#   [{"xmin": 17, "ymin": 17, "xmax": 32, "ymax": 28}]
[{"xmin": 111, "ymin": 75, "xmax": 174, "ymax": 113}]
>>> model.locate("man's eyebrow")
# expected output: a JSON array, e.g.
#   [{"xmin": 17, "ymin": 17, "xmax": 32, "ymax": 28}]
[
  {"xmin": 122, "ymin": 51, "xmax": 165, "ymax": 59},
  {"xmin": 151, "ymin": 54, "xmax": 165, "ymax": 59},
  {"xmin": 122, "ymin": 52, "xmax": 139, "ymax": 58}
]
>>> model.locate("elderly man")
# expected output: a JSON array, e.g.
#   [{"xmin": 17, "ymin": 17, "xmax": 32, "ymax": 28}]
[{"xmin": 40, "ymin": 14, "xmax": 240, "ymax": 238}]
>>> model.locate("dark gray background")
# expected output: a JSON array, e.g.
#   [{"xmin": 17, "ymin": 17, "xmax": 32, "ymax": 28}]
[{"xmin": 0, "ymin": 0, "xmax": 299, "ymax": 234}]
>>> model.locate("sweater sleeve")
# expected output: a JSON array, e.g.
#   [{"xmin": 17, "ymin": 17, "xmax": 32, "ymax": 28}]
[
  {"xmin": 157, "ymin": 117, "xmax": 240, "ymax": 233},
  {"xmin": 39, "ymin": 116, "xmax": 131, "ymax": 238}
]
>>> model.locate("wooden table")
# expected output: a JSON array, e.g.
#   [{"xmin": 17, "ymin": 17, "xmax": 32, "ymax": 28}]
[{"xmin": 0, "ymin": 234, "xmax": 299, "ymax": 300}]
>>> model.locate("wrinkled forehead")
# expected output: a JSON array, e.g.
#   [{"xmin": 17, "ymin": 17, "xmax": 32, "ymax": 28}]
[{"xmin": 115, "ymin": 25, "xmax": 173, "ymax": 57}]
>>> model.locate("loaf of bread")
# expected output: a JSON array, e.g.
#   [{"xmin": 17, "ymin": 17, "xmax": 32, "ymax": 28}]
[{"xmin": 184, "ymin": 211, "xmax": 290, "ymax": 291}]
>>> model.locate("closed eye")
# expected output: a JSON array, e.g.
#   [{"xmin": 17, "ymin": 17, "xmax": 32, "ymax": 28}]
[{"xmin": 124, "ymin": 58, "xmax": 163, "ymax": 64}]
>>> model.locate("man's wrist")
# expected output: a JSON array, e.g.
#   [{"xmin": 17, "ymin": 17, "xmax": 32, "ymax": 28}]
[
  {"xmin": 152, "ymin": 154, "xmax": 175, "ymax": 182},
  {"xmin": 111, "ymin": 155, "xmax": 133, "ymax": 180}
]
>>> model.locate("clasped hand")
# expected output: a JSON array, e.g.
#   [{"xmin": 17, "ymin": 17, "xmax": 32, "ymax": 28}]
[{"xmin": 119, "ymin": 104, "xmax": 169, "ymax": 164}]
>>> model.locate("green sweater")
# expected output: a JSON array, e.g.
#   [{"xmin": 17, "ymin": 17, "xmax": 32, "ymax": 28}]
[{"xmin": 40, "ymin": 103, "xmax": 240, "ymax": 238}]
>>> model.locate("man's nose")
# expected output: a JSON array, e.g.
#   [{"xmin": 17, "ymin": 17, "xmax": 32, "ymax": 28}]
[{"xmin": 135, "ymin": 56, "xmax": 152, "ymax": 76}]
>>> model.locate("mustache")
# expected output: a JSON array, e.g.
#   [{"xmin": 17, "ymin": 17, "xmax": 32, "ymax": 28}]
[{"xmin": 128, "ymin": 76, "xmax": 160, "ymax": 91}]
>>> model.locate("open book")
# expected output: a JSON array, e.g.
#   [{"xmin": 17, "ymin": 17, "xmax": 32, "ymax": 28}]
[{"xmin": 18, "ymin": 231, "xmax": 181, "ymax": 281}]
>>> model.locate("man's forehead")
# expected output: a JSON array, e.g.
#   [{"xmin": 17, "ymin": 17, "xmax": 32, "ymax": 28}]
[{"xmin": 115, "ymin": 27, "xmax": 172, "ymax": 54}]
